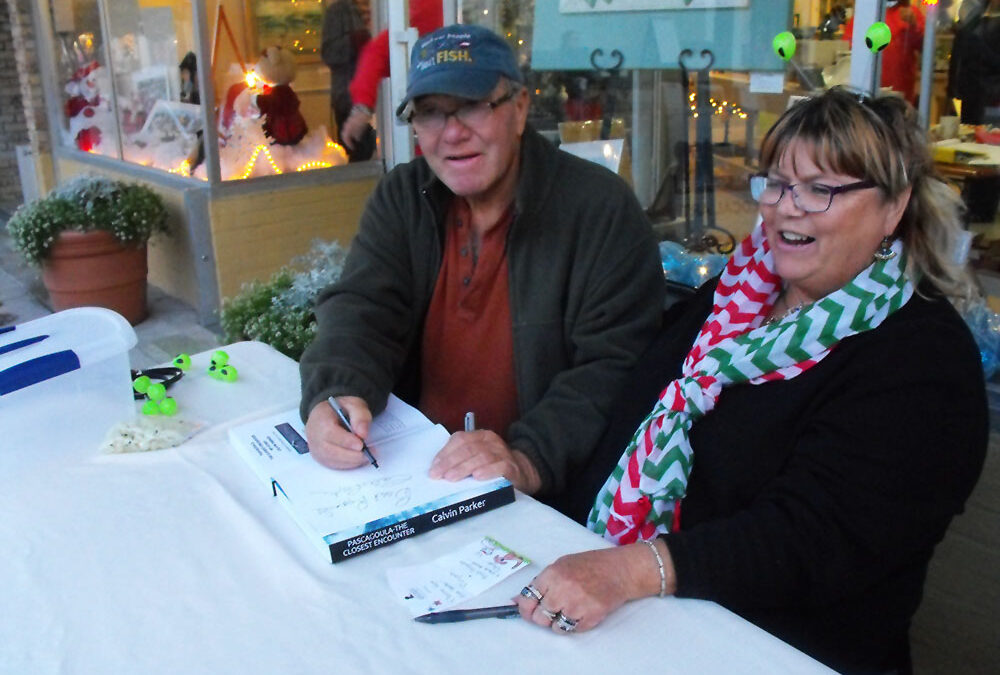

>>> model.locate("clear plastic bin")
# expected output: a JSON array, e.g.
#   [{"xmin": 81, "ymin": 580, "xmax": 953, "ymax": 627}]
[{"xmin": 1, "ymin": 307, "xmax": 137, "ymax": 469}]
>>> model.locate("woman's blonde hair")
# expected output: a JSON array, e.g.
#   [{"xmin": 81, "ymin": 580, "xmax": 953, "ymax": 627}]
[{"xmin": 758, "ymin": 86, "xmax": 975, "ymax": 300}]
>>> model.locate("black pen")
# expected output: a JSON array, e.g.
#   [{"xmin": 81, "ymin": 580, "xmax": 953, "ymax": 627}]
[
  {"xmin": 327, "ymin": 396, "xmax": 379, "ymax": 468},
  {"xmin": 414, "ymin": 604, "xmax": 520, "ymax": 624}
]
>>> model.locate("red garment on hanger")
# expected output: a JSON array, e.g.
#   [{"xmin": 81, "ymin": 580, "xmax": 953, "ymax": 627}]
[
  {"xmin": 348, "ymin": 0, "xmax": 443, "ymax": 109},
  {"xmin": 844, "ymin": 5, "xmax": 925, "ymax": 104}
]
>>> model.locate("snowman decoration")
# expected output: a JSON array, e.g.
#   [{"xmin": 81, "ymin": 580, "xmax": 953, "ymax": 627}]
[{"xmin": 64, "ymin": 61, "xmax": 113, "ymax": 152}]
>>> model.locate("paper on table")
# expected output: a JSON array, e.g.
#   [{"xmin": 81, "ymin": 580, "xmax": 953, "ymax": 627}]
[{"xmin": 386, "ymin": 536, "xmax": 531, "ymax": 617}]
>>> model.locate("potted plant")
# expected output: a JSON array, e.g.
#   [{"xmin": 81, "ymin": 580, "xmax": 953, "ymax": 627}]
[
  {"xmin": 220, "ymin": 239, "xmax": 347, "ymax": 360},
  {"xmin": 5, "ymin": 174, "xmax": 169, "ymax": 324}
]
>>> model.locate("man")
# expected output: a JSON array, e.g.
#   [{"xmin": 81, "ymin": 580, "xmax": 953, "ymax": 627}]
[
  {"xmin": 320, "ymin": 0, "xmax": 372, "ymax": 161},
  {"xmin": 299, "ymin": 24, "xmax": 664, "ymax": 505}
]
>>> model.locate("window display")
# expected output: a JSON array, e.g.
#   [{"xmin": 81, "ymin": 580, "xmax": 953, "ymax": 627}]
[
  {"xmin": 62, "ymin": 50, "xmax": 117, "ymax": 154},
  {"xmin": 460, "ymin": 1, "xmax": 974, "ymax": 260},
  {"xmin": 50, "ymin": 0, "xmax": 354, "ymax": 181},
  {"xmin": 461, "ymin": 0, "xmax": 801, "ymax": 254},
  {"xmin": 213, "ymin": 44, "xmax": 346, "ymax": 180},
  {"xmin": 207, "ymin": 0, "xmax": 354, "ymax": 179},
  {"xmin": 53, "ymin": 0, "xmax": 120, "ymax": 158}
]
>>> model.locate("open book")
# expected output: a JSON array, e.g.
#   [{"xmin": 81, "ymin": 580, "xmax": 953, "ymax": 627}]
[{"xmin": 228, "ymin": 395, "xmax": 515, "ymax": 563}]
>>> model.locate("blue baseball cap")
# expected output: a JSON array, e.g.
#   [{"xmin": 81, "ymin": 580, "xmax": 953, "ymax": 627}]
[{"xmin": 396, "ymin": 24, "xmax": 523, "ymax": 119}]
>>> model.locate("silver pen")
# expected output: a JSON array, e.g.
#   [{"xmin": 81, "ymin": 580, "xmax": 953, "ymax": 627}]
[
  {"xmin": 414, "ymin": 604, "xmax": 520, "ymax": 623},
  {"xmin": 464, "ymin": 411, "xmax": 476, "ymax": 432}
]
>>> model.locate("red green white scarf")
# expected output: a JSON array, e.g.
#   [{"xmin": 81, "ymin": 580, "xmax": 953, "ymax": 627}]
[{"xmin": 587, "ymin": 222, "xmax": 913, "ymax": 545}]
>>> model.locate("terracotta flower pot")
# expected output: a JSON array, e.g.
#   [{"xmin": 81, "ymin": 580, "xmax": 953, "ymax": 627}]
[{"xmin": 41, "ymin": 230, "xmax": 149, "ymax": 325}]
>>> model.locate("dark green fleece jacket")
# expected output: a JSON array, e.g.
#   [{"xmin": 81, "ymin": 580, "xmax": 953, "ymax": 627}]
[{"xmin": 300, "ymin": 127, "xmax": 664, "ymax": 497}]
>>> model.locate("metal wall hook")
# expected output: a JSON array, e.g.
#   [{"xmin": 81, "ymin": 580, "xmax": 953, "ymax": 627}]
[
  {"xmin": 684, "ymin": 229, "xmax": 736, "ymax": 256},
  {"xmin": 590, "ymin": 48, "xmax": 624, "ymax": 71},
  {"xmin": 678, "ymin": 48, "xmax": 714, "ymax": 71}
]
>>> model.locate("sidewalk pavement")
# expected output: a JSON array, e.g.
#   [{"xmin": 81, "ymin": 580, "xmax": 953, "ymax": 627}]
[{"xmin": 0, "ymin": 226, "xmax": 221, "ymax": 370}]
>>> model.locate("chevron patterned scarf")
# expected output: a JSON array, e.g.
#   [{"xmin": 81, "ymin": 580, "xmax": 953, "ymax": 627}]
[{"xmin": 587, "ymin": 222, "xmax": 913, "ymax": 545}]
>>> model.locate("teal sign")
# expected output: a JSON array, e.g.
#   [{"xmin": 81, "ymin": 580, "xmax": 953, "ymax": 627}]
[{"xmin": 532, "ymin": 1, "xmax": 792, "ymax": 71}]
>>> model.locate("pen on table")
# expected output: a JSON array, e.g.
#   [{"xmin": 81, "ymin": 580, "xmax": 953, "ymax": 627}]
[
  {"xmin": 327, "ymin": 396, "xmax": 379, "ymax": 469},
  {"xmin": 464, "ymin": 411, "xmax": 476, "ymax": 432},
  {"xmin": 414, "ymin": 604, "xmax": 520, "ymax": 624}
]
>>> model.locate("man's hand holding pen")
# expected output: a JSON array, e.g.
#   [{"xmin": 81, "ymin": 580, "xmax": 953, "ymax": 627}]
[
  {"xmin": 306, "ymin": 399, "xmax": 542, "ymax": 492},
  {"xmin": 429, "ymin": 429, "xmax": 541, "ymax": 494},
  {"xmin": 305, "ymin": 395, "xmax": 375, "ymax": 469}
]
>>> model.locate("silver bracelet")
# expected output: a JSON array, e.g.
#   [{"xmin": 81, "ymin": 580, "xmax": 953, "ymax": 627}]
[
  {"xmin": 351, "ymin": 104, "xmax": 373, "ymax": 118},
  {"xmin": 643, "ymin": 539, "xmax": 667, "ymax": 598}
]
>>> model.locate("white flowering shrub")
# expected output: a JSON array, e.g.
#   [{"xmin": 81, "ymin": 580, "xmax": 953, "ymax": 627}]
[
  {"xmin": 220, "ymin": 239, "xmax": 348, "ymax": 360},
  {"xmin": 6, "ymin": 174, "xmax": 169, "ymax": 265}
]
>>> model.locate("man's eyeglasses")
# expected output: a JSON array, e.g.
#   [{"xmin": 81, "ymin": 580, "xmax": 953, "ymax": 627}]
[
  {"xmin": 408, "ymin": 91, "xmax": 516, "ymax": 133},
  {"xmin": 749, "ymin": 174, "xmax": 877, "ymax": 213}
]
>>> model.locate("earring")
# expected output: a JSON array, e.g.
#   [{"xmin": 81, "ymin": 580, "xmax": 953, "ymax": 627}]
[{"xmin": 873, "ymin": 236, "xmax": 897, "ymax": 262}]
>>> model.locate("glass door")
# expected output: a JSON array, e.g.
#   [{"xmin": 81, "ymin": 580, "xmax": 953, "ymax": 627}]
[{"xmin": 382, "ymin": 1, "xmax": 455, "ymax": 168}]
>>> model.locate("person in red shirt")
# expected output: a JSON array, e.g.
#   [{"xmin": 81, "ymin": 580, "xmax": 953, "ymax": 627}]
[
  {"xmin": 845, "ymin": 1, "xmax": 925, "ymax": 104},
  {"xmin": 338, "ymin": 0, "xmax": 443, "ymax": 153},
  {"xmin": 320, "ymin": 0, "xmax": 371, "ymax": 160}
]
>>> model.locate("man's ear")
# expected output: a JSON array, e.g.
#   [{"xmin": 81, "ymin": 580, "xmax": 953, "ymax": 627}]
[{"xmin": 513, "ymin": 88, "xmax": 530, "ymax": 136}]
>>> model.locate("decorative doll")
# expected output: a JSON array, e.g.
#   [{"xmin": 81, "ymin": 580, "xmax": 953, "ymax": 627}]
[{"xmin": 252, "ymin": 46, "xmax": 308, "ymax": 146}]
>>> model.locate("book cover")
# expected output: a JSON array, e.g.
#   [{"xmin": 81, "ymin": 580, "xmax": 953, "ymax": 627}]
[{"xmin": 228, "ymin": 395, "xmax": 515, "ymax": 563}]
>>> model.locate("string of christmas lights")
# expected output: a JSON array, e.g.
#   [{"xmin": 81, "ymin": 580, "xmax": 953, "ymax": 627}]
[{"xmin": 687, "ymin": 92, "xmax": 749, "ymax": 120}]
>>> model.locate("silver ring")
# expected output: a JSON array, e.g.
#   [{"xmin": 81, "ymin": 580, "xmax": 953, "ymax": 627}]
[
  {"xmin": 555, "ymin": 612, "xmax": 578, "ymax": 632},
  {"xmin": 520, "ymin": 584, "xmax": 543, "ymax": 602},
  {"xmin": 539, "ymin": 606, "xmax": 558, "ymax": 621}
]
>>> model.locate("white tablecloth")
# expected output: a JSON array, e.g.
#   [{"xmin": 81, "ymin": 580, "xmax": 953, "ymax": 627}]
[{"xmin": 0, "ymin": 342, "xmax": 831, "ymax": 674}]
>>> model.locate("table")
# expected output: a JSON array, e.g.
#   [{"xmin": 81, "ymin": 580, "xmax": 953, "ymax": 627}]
[
  {"xmin": 932, "ymin": 140, "xmax": 1000, "ymax": 225},
  {"xmin": 932, "ymin": 140, "xmax": 1000, "ymax": 179},
  {"xmin": 0, "ymin": 342, "xmax": 831, "ymax": 674}
]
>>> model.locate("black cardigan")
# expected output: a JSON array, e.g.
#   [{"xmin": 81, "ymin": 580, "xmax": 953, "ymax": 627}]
[{"xmin": 567, "ymin": 279, "xmax": 987, "ymax": 674}]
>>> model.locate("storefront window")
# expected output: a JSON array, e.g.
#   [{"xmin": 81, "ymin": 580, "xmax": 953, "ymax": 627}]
[
  {"xmin": 46, "ymin": 0, "xmax": 373, "ymax": 181},
  {"xmin": 52, "ymin": 0, "xmax": 121, "ymax": 159},
  {"xmin": 459, "ymin": 0, "xmax": 805, "ymax": 256},
  {"xmin": 451, "ymin": 0, "xmax": 1000, "ymax": 273},
  {"xmin": 213, "ymin": 0, "xmax": 361, "ymax": 181},
  {"xmin": 452, "ymin": 1, "xmax": 999, "ymax": 255},
  {"xmin": 104, "ymin": 0, "xmax": 201, "ymax": 175}
]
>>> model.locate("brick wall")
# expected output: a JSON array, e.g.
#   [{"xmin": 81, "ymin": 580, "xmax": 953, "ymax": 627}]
[
  {"xmin": 1, "ymin": 0, "xmax": 49, "ymax": 215},
  {"xmin": 0, "ymin": 0, "xmax": 27, "ymax": 212}
]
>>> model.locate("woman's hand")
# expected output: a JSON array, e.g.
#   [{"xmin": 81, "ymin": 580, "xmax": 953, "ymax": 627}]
[{"xmin": 513, "ymin": 540, "xmax": 675, "ymax": 633}]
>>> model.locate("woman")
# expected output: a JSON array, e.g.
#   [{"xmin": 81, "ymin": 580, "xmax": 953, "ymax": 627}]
[
  {"xmin": 514, "ymin": 87, "xmax": 988, "ymax": 674},
  {"xmin": 178, "ymin": 52, "xmax": 199, "ymax": 105}
]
